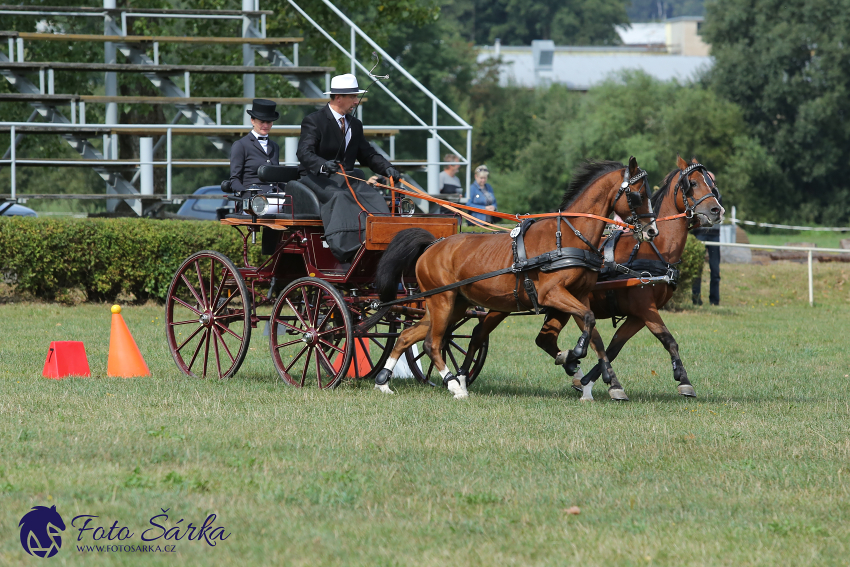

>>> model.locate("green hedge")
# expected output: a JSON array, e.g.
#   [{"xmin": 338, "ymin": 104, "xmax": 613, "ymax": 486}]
[
  {"xmin": 0, "ymin": 218, "xmax": 262, "ymax": 302},
  {"xmin": 667, "ymin": 233, "xmax": 707, "ymax": 308}
]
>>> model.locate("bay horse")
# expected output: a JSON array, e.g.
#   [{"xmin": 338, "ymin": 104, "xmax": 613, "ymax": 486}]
[
  {"xmin": 567, "ymin": 156, "xmax": 724, "ymax": 400},
  {"xmin": 372, "ymin": 157, "xmax": 658, "ymax": 398},
  {"xmin": 457, "ymin": 156, "xmax": 723, "ymax": 401}
]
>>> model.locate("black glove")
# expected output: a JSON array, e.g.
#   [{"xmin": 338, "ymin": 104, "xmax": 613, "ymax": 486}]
[
  {"xmin": 385, "ymin": 167, "xmax": 402, "ymax": 183},
  {"xmin": 322, "ymin": 160, "xmax": 340, "ymax": 176}
]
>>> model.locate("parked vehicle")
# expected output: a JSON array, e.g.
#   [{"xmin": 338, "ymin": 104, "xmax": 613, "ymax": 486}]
[
  {"xmin": 0, "ymin": 203, "xmax": 38, "ymax": 217},
  {"xmin": 175, "ymin": 186, "xmax": 230, "ymax": 220}
]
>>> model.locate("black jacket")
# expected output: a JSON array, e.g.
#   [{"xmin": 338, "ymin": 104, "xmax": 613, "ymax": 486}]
[
  {"xmin": 296, "ymin": 105, "xmax": 391, "ymax": 177},
  {"xmin": 229, "ymin": 132, "xmax": 280, "ymax": 193}
]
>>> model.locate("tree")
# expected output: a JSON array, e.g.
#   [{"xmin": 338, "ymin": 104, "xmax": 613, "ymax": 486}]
[
  {"xmin": 703, "ymin": 0, "xmax": 850, "ymax": 224},
  {"xmin": 444, "ymin": 0, "xmax": 630, "ymax": 46}
]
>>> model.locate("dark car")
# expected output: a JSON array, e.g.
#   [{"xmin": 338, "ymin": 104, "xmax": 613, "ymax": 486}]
[
  {"xmin": 0, "ymin": 203, "xmax": 38, "ymax": 217},
  {"xmin": 176, "ymin": 186, "xmax": 231, "ymax": 220}
]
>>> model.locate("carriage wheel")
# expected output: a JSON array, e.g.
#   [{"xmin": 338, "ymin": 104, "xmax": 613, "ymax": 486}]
[
  {"xmin": 165, "ymin": 250, "xmax": 251, "ymax": 379},
  {"xmin": 269, "ymin": 277, "xmax": 352, "ymax": 389},
  {"xmin": 347, "ymin": 301, "xmax": 408, "ymax": 381},
  {"xmin": 404, "ymin": 313, "xmax": 489, "ymax": 387}
]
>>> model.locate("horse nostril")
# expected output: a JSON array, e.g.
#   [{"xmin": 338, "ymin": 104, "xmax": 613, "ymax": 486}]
[
  {"xmin": 648, "ymin": 227, "xmax": 658, "ymax": 237},
  {"xmin": 711, "ymin": 207, "xmax": 721, "ymax": 216}
]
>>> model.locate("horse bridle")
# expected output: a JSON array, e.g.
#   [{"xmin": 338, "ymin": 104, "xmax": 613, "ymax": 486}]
[
  {"xmin": 675, "ymin": 162, "xmax": 721, "ymax": 224},
  {"xmin": 614, "ymin": 167, "xmax": 656, "ymax": 238}
]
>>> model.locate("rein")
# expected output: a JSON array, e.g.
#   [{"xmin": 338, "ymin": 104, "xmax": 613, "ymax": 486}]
[{"xmin": 335, "ymin": 170, "xmax": 644, "ymax": 230}]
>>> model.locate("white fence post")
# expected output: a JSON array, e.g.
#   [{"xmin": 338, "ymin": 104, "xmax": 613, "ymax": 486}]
[
  {"xmin": 284, "ymin": 137, "xmax": 298, "ymax": 166},
  {"xmin": 139, "ymin": 137, "xmax": 154, "ymax": 195},
  {"xmin": 808, "ymin": 250, "xmax": 814, "ymax": 307},
  {"xmin": 10, "ymin": 125, "xmax": 15, "ymax": 199},
  {"xmin": 166, "ymin": 128, "xmax": 172, "ymax": 200}
]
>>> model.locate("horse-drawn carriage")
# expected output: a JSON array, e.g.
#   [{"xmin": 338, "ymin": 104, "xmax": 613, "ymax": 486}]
[
  {"xmin": 165, "ymin": 157, "xmax": 723, "ymax": 401},
  {"xmin": 164, "ymin": 165, "xmax": 488, "ymax": 388}
]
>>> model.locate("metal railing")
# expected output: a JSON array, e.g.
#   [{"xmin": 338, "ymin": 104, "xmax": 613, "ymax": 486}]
[
  {"xmin": 288, "ymin": 0, "xmax": 473, "ymax": 198},
  {"xmin": 1, "ymin": 0, "xmax": 472, "ymax": 211}
]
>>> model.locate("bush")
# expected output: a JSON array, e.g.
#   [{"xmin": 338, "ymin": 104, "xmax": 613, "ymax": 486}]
[
  {"xmin": 666, "ymin": 233, "xmax": 706, "ymax": 309},
  {"xmin": 0, "ymin": 218, "xmax": 263, "ymax": 302}
]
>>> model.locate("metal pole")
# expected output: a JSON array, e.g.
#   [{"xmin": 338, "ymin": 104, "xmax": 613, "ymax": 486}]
[
  {"xmin": 153, "ymin": 41, "xmax": 159, "ymax": 65},
  {"xmin": 16, "ymin": 38, "xmax": 23, "ymax": 62},
  {"xmin": 139, "ymin": 137, "xmax": 154, "ymax": 195},
  {"xmin": 242, "ymin": 0, "xmax": 255, "ymax": 127},
  {"xmin": 47, "ymin": 68, "xmax": 54, "ymax": 94},
  {"xmin": 7, "ymin": 38, "xmax": 13, "ymax": 61},
  {"xmin": 465, "ymin": 128, "xmax": 472, "ymax": 199},
  {"xmin": 39, "ymin": 68, "xmax": 45, "ymax": 93},
  {"xmin": 216, "ymin": 103, "xmax": 222, "ymax": 125},
  {"xmin": 166, "ymin": 128, "xmax": 172, "ymax": 200},
  {"xmin": 79, "ymin": 101, "xmax": 86, "ymax": 125},
  {"xmin": 293, "ymin": 43, "xmax": 298, "ymax": 66},
  {"xmin": 183, "ymin": 71, "xmax": 190, "ymax": 98},
  {"xmin": 71, "ymin": 101, "xmax": 76, "ymax": 124},
  {"xmin": 389, "ymin": 135, "xmax": 395, "ymax": 160},
  {"xmin": 350, "ymin": 26, "xmax": 355, "ymax": 75},
  {"xmin": 10, "ymin": 125, "xmax": 15, "ymax": 199},
  {"xmin": 808, "ymin": 250, "xmax": 814, "ymax": 307}
]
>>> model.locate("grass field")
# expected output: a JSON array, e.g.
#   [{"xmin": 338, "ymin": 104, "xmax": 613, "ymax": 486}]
[{"xmin": 1, "ymin": 262, "xmax": 849, "ymax": 566}]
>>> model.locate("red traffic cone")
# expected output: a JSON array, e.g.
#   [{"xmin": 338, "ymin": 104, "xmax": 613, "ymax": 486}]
[
  {"xmin": 42, "ymin": 341, "xmax": 91, "ymax": 379},
  {"xmin": 107, "ymin": 305, "xmax": 151, "ymax": 378}
]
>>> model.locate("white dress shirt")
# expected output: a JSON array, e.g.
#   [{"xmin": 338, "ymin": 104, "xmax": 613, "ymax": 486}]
[
  {"xmin": 328, "ymin": 105, "xmax": 352, "ymax": 150},
  {"xmin": 251, "ymin": 130, "xmax": 270, "ymax": 154}
]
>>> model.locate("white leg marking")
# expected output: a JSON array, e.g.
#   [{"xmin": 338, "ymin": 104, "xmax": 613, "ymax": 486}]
[
  {"xmin": 374, "ymin": 383, "xmax": 394, "ymax": 394},
  {"xmin": 580, "ymin": 380, "xmax": 594, "ymax": 402},
  {"xmin": 383, "ymin": 357, "xmax": 398, "ymax": 371}
]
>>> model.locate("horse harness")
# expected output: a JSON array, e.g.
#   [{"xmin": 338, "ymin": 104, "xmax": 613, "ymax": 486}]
[
  {"xmin": 375, "ymin": 167, "xmax": 653, "ymax": 312},
  {"xmin": 676, "ymin": 162, "xmax": 721, "ymax": 225}
]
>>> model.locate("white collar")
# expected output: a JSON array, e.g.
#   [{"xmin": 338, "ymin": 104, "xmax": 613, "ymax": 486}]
[
  {"xmin": 251, "ymin": 130, "xmax": 269, "ymax": 140},
  {"xmin": 328, "ymin": 105, "xmax": 347, "ymax": 122}
]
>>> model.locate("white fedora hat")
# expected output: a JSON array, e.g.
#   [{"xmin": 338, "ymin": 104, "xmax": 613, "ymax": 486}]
[{"xmin": 323, "ymin": 73, "xmax": 367, "ymax": 95}]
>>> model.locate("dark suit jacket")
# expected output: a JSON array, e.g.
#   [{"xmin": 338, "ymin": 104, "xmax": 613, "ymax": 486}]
[
  {"xmin": 229, "ymin": 132, "xmax": 280, "ymax": 193},
  {"xmin": 296, "ymin": 104, "xmax": 392, "ymax": 177}
]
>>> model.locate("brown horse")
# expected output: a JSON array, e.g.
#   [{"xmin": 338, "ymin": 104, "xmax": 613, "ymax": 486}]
[
  {"xmin": 566, "ymin": 156, "xmax": 724, "ymax": 400},
  {"xmin": 372, "ymin": 157, "xmax": 658, "ymax": 398}
]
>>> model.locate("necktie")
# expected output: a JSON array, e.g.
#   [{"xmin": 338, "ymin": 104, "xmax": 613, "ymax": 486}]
[
  {"xmin": 257, "ymin": 136, "xmax": 268, "ymax": 141},
  {"xmin": 339, "ymin": 117, "xmax": 345, "ymax": 137}
]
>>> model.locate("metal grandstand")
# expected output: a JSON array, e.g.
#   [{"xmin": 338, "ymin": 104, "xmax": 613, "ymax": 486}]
[{"xmin": 0, "ymin": 0, "xmax": 472, "ymax": 216}]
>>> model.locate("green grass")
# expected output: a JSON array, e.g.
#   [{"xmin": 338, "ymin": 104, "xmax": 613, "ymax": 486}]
[
  {"xmin": 744, "ymin": 229, "xmax": 849, "ymax": 250},
  {"xmin": 1, "ymin": 263, "xmax": 849, "ymax": 565}
]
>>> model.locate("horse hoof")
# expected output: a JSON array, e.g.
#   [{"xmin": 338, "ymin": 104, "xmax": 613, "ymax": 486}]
[
  {"xmin": 447, "ymin": 380, "xmax": 468, "ymax": 399},
  {"xmin": 374, "ymin": 383, "xmax": 394, "ymax": 395},
  {"xmin": 580, "ymin": 396, "xmax": 594, "ymax": 402},
  {"xmin": 571, "ymin": 378, "xmax": 582, "ymax": 392},
  {"xmin": 677, "ymin": 384, "xmax": 697, "ymax": 397},
  {"xmin": 608, "ymin": 388, "xmax": 629, "ymax": 401},
  {"xmin": 555, "ymin": 351, "xmax": 568, "ymax": 366}
]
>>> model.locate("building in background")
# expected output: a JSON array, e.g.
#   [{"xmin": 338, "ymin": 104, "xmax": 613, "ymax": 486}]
[{"xmin": 479, "ymin": 17, "xmax": 710, "ymax": 90}]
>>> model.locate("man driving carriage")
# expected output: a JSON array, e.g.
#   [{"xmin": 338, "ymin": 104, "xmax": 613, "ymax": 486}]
[{"xmin": 294, "ymin": 73, "xmax": 403, "ymax": 261}]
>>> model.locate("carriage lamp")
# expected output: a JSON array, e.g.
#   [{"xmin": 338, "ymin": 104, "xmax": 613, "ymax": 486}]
[{"xmin": 250, "ymin": 194, "xmax": 269, "ymax": 216}]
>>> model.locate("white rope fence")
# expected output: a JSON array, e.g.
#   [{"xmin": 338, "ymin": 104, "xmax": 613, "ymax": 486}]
[
  {"xmin": 703, "ymin": 241, "xmax": 850, "ymax": 307},
  {"xmin": 729, "ymin": 206, "xmax": 850, "ymax": 232}
]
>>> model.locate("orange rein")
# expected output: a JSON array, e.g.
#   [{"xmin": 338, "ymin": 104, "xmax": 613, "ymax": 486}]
[{"xmin": 335, "ymin": 170, "xmax": 687, "ymax": 227}]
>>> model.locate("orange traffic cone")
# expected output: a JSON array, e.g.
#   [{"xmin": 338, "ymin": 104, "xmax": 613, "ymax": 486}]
[
  {"xmin": 332, "ymin": 338, "xmax": 371, "ymax": 378},
  {"xmin": 107, "ymin": 305, "xmax": 151, "ymax": 378}
]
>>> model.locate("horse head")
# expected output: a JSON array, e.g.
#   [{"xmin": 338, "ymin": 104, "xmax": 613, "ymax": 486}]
[
  {"xmin": 612, "ymin": 156, "xmax": 658, "ymax": 242},
  {"xmin": 673, "ymin": 155, "xmax": 725, "ymax": 228}
]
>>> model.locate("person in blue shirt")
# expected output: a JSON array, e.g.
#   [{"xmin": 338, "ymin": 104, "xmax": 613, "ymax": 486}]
[{"xmin": 469, "ymin": 164, "xmax": 497, "ymax": 223}]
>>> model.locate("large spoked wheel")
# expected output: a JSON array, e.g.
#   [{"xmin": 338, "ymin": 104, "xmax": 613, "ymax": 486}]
[
  {"xmin": 404, "ymin": 313, "xmax": 489, "ymax": 387},
  {"xmin": 165, "ymin": 250, "xmax": 251, "ymax": 379},
  {"xmin": 269, "ymin": 277, "xmax": 353, "ymax": 389}
]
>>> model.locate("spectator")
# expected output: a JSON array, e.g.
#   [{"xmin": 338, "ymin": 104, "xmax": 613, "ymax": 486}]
[
  {"xmin": 439, "ymin": 154, "xmax": 462, "ymax": 194},
  {"xmin": 469, "ymin": 164, "xmax": 497, "ymax": 223},
  {"xmin": 692, "ymin": 171, "xmax": 722, "ymax": 306}
]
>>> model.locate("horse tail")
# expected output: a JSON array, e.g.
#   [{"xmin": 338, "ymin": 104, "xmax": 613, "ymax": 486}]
[{"xmin": 375, "ymin": 228, "xmax": 437, "ymax": 302}]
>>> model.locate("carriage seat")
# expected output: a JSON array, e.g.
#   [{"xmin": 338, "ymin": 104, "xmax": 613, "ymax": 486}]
[{"xmin": 220, "ymin": 173, "xmax": 321, "ymax": 220}]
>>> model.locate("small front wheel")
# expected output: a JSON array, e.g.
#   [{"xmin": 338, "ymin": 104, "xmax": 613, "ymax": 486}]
[{"xmin": 269, "ymin": 277, "xmax": 353, "ymax": 389}]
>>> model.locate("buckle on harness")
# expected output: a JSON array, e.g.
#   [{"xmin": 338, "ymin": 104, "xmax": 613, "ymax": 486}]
[{"xmin": 640, "ymin": 271, "xmax": 652, "ymax": 284}]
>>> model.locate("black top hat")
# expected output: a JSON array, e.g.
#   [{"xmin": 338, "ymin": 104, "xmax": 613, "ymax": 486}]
[{"xmin": 246, "ymin": 99, "xmax": 279, "ymax": 122}]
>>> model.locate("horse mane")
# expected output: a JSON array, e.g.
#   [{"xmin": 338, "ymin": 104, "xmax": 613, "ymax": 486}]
[
  {"xmin": 650, "ymin": 169, "xmax": 680, "ymax": 210},
  {"xmin": 559, "ymin": 160, "xmax": 624, "ymax": 210}
]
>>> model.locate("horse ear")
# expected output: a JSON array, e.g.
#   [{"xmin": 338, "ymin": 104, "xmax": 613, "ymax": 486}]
[
  {"xmin": 628, "ymin": 156, "xmax": 638, "ymax": 176},
  {"xmin": 676, "ymin": 154, "xmax": 688, "ymax": 169},
  {"xmin": 691, "ymin": 156, "xmax": 700, "ymax": 164}
]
